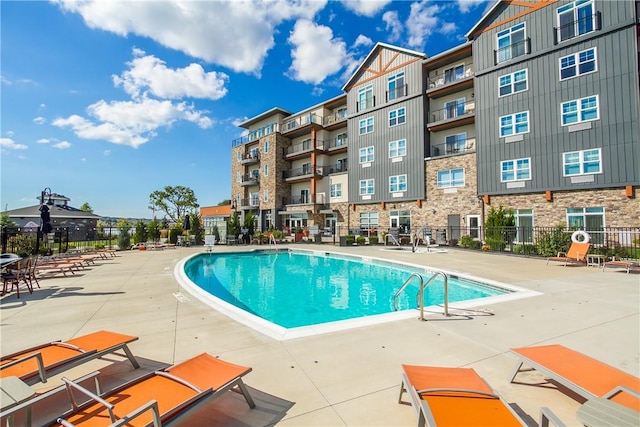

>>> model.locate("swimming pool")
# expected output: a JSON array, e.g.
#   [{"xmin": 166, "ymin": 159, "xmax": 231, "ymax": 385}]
[{"xmin": 176, "ymin": 249, "xmax": 537, "ymax": 340}]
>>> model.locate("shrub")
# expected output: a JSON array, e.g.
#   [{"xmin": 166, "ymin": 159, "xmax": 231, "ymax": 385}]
[
  {"xmin": 485, "ymin": 237, "xmax": 505, "ymax": 251},
  {"xmin": 8, "ymin": 234, "xmax": 36, "ymax": 257},
  {"xmin": 536, "ymin": 225, "xmax": 571, "ymax": 257},
  {"xmin": 345, "ymin": 235, "xmax": 355, "ymax": 245},
  {"xmin": 356, "ymin": 236, "xmax": 366, "ymax": 245},
  {"xmin": 458, "ymin": 235, "xmax": 475, "ymax": 248},
  {"xmin": 513, "ymin": 244, "xmax": 538, "ymax": 255},
  {"xmin": 369, "ymin": 236, "xmax": 379, "ymax": 245},
  {"xmin": 448, "ymin": 239, "xmax": 458, "ymax": 247}
]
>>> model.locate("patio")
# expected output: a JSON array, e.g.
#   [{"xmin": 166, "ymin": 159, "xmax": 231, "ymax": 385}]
[{"xmin": 1, "ymin": 245, "xmax": 638, "ymax": 426}]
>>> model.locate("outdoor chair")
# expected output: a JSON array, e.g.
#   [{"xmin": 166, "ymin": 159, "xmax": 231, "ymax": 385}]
[
  {"xmin": 546, "ymin": 242, "xmax": 591, "ymax": 266},
  {"xmin": 1, "ymin": 258, "xmax": 33, "ymax": 298}
]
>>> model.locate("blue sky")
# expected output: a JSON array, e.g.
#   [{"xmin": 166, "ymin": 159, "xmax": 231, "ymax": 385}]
[{"xmin": 1, "ymin": 0, "xmax": 491, "ymax": 219}]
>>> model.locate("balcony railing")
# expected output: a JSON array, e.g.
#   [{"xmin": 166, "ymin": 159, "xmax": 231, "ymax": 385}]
[
  {"xmin": 494, "ymin": 38, "xmax": 530, "ymax": 64},
  {"xmin": 324, "ymin": 111, "xmax": 348, "ymax": 126},
  {"xmin": 282, "ymin": 193, "xmax": 326, "ymax": 206},
  {"xmin": 428, "ymin": 101, "xmax": 475, "ymax": 124},
  {"xmin": 554, "ymin": 12, "xmax": 600, "ymax": 43},
  {"xmin": 386, "ymin": 84, "xmax": 407, "ymax": 102},
  {"xmin": 240, "ymin": 173, "xmax": 259, "ymax": 186},
  {"xmin": 240, "ymin": 198, "xmax": 260, "ymax": 209},
  {"xmin": 325, "ymin": 137, "xmax": 348, "ymax": 150},
  {"xmin": 356, "ymin": 95, "xmax": 375, "ymax": 112},
  {"xmin": 232, "ymin": 123, "xmax": 279, "ymax": 147},
  {"xmin": 430, "ymin": 138, "xmax": 476, "ymax": 157},
  {"xmin": 240, "ymin": 152, "xmax": 260, "ymax": 165},
  {"xmin": 428, "ymin": 64, "xmax": 474, "ymax": 89},
  {"xmin": 283, "ymin": 166, "xmax": 322, "ymax": 179},
  {"xmin": 282, "ymin": 113, "xmax": 322, "ymax": 133}
]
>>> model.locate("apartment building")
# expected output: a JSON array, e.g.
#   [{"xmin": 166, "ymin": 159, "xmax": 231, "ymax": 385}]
[
  {"xmin": 230, "ymin": 0, "xmax": 639, "ymax": 240},
  {"xmin": 466, "ymin": 0, "xmax": 640, "ymax": 242}
]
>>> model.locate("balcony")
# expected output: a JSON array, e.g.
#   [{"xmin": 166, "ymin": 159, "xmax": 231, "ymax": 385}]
[
  {"xmin": 240, "ymin": 173, "xmax": 259, "ymax": 187},
  {"xmin": 282, "ymin": 193, "xmax": 326, "ymax": 207},
  {"xmin": 386, "ymin": 84, "xmax": 408, "ymax": 102},
  {"xmin": 281, "ymin": 113, "xmax": 323, "ymax": 137},
  {"xmin": 324, "ymin": 137, "xmax": 348, "ymax": 153},
  {"xmin": 322, "ymin": 164, "xmax": 348, "ymax": 175},
  {"xmin": 494, "ymin": 38, "xmax": 530, "ymax": 65},
  {"xmin": 232, "ymin": 123, "xmax": 279, "ymax": 147},
  {"xmin": 427, "ymin": 65, "xmax": 474, "ymax": 99},
  {"xmin": 324, "ymin": 111, "xmax": 347, "ymax": 129},
  {"xmin": 554, "ymin": 12, "xmax": 600, "ymax": 44},
  {"xmin": 356, "ymin": 95, "xmax": 375, "ymax": 113},
  {"xmin": 240, "ymin": 198, "xmax": 260, "ymax": 210},
  {"xmin": 240, "ymin": 152, "xmax": 260, "ymax": 165},
  {"xmin": 283, "ymin": 141, "xmax": 324, "ymax": 160},
  {"xmin": 429, "ymin": 137, "xmax": 476, "ymax": 158},
  {"xmin": 282, "ymin": 166, "xmax": 323, "ymax": 182},
  {"xmin": 427, "ymin": 101, "xmax": 475, "ymax": 131}
]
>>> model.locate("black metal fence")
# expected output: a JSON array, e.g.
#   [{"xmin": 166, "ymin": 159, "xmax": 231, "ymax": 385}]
[{"xmin": 1, "ymin": 226, "xmax": 126, "ymax": 256}]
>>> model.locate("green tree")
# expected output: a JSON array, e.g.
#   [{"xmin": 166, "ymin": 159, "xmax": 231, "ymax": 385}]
[
  {"xmin": 79, "ymin": 202, "xmax": 93, "ymax": 213},
  {"xmin": 228, "ymin": 211, "xmax": 241, "ymax": 239},
  {"xmin": 243, "ymin": 210, "xmax": 256, "ymax": 236},
  {"xmin": 188, "ymin": 212, "xmax": 204, "ymax": 245},
  {"xmin": 149, "ymin": 186, "xmax": 199, "ymax": 223},
  {"xmin": 218, "ymin": 199, "xmax": 231, "ymax": 206},
  {"xmin": 117, "ymin": 219, "xmax": 132, "ymax": 250},
  {"xmin": 484, "ymin": 205, "xmax": 515, "ymax": 250},
  {"xmin": 134, "ymin": 220, "xmax": 148, "ymax": 244},
  {"xmin": 148, "ymin": 218, "xmax": 161, "ymax": 242},
  {"xmin": 0, "ymin": 212, "xmax": 16, "ymax": 227}
]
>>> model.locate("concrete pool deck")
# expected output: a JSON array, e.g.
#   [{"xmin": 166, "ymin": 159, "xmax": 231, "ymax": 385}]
[{"xmin": 1, "ymin": 244, "xmax": 638, "ymax": 426}]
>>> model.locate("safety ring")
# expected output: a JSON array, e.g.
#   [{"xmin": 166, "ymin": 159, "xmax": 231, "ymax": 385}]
[{"xmin": 571, "ymin": 230, "xmax": 590, "ymax": 243}]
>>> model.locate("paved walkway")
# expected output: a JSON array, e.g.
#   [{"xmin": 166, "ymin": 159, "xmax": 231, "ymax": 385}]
[{"xmin": 1, "ymin": 244, "xmax": 638, "ymax": 426}]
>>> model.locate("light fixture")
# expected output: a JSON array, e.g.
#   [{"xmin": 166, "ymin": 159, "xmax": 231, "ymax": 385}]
[{"xmin": 41, "ymin": 187, "xmax": 53, "ymax": 205}]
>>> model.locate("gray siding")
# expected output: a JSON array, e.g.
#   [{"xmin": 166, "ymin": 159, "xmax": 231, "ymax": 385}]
[{"xmin": 473, "ymin": 0, "xmax": 639, "ymax": 195}]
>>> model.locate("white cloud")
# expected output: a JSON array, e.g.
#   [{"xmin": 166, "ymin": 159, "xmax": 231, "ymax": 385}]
[
  {"xmin": 103, "ymin": 150, "xmax": 111, "ymax": 156},
  {"xmin": 1, "ymin": 75, "xmax": 12, "ymax": 85},
  {"xmin": 53, "ymin": 141, "xmax": 71, "ymax": 149},
  {"xmin": 113, "ymin": 49, "xmax": 229, "ymax": 101},
  {"xmin": 287, "ymin": 19, "xmax": 347, "ymax": 84},
  {"xmin": 54, "ymin": 0, "xmax": 327, "ymax": 75},
  {"xmin": 39, "ymin": 103, "xmax": 46, "ymax": 109},
  {"xmin": 80, "ymin": 157, "xmax": 87, "ymax": 162},
  {"xmin": 37, "ymin": 138, "xmax": 50, "ymax": 144},
  {"xmin": 6, "ymin": 131, "xmax": 14, "ymax": 137},
  {"xmin": 341, "ymin": 0, "xmax": 392, "ymax": 17},
  {"xmin": 457, "ymin": 0, "xmax": 491, "ymax": 13},
  {"xmin": 353, "ymin": 34, "xmax": 373, "ymax": 48},
  {"xmin": 382, "ymin": 10, "xmax": 403, "ymax": 42},
  {"xmin": 440, "ymin": 22, "xmax": 458, "ymax": 34},
  {"xmin": 406, "ymin": 1, "xmax": 442, "ymax": 49},
  {"xmin": 33, "ymin": 116, "xmax": 46, "ymax": 125},
  {"xmin": 0, "ymin": 137, "xmax": 28, "ymax": 150},
  {"xmin": 52, "ymin": 97, "xmax": 213, "ymax": 148}
]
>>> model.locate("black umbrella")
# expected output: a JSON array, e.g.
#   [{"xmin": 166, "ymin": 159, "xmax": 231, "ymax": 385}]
[
  {"xmin": 40, "ymin": 204, "xmax": 53, "ymax": 234},
  {"xmin": 182, "ymin": 214, "xmax": 191, "ymax": 231}
]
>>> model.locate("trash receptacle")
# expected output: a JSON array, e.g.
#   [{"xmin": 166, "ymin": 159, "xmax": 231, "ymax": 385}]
[
  {"xmin": 339, "ymin": 236, "xmax": 347, "ymax": 246},
  {"xmin": 436, "ymin": 229, "xmax": 447, "ymax": 245},
  {"xmin": 314, "ymin": 234, "xmax": 322, "ymax": 244}
]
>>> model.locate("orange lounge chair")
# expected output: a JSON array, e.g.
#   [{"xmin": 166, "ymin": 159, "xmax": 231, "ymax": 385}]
[
  {"xmin": 546, "ymin": 242, "xmax": 591, "ymax": 266},
  {"xmin": 399, "ymin": 365, "xmax": 525, "ymax": 427},
  {"xmin": 48, "ymin": 353, "xmax": 255, "ymax": 426},
  {"xmin": 510, "ymin": 344, "xmax": 640, "ymax": 411},
  {"xmin": 602, "ymin": 259, "xmax": 640, "ymax": 274},
  {"xmin": 0, "ymin": 330, "xmax": 139, "ymax": 385}
]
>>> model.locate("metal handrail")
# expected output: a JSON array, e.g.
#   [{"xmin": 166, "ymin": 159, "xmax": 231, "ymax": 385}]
[
  {"xmin": 393, "ymin": 271, "xmax": 449, "ymax": 321},
  {"xmin": 393, "ymin": 273, "xmax": 423, "ymax": 312}
]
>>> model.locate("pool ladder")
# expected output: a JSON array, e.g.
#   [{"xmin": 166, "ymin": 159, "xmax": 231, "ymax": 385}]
[{"xmin": 393, "ymin": 271, "xmax": 449, "ymax": 321}]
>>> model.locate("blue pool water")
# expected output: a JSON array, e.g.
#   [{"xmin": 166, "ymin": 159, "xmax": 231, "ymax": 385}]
[{"xmin": 183, "ymin": 250, "xmax": 510, "ymax": 329}]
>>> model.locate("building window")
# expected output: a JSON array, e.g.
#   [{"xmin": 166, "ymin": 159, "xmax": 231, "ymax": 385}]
[
  {"xmin": 389, "ymin": 139, "xmax": 406, "ymax": 159},
  {"xmin": 264, "ymin": 164, "xmax": 268, "ymax": 176},
  {"xmin": 389, "ymin": 175, "xmax": 407, "ymax": 193},
  {"xmin": 359, "ymin": 117, "xmax": 374, "ymax": 135},
  {"xmin": 563, "ymin": 148, "xmax": 601, "ymax": 176},
  {"xmin": 359, "ymin": 146, "xmax": 374, "ymax": 164},
  {"xmin": 444, "ymin": 64, "xmax": 465, "ymax": 83},
  {"xmin": 559, "ymin": 48, "xmax": 597, "ymax": 80},
  {"xmin": 561, "ymin": 95, "xmax": 599, "ymax": 125},
  {"xmin": 330, "ymin": 183, "xmax": 342, "ymax": 198},
  {"xmin": 445, "ymin": 99, "xmax": 465, "ymax": 119},
  {"xmin": 389, "ymin": 107, "xmax": 406, "ymax": 127},
  {"xmin": 499, "ymin": 69, "xmax": 528, "ymax": 97},
  {"xmin": 445, "ymin": 133, "xmax": 466, "ymax": 154},
  {"xmin": 359, "ymin": 212, "xmax": 379, "ymax": 233},
  {"xmin": 264, "ymin": 140, "xmax": 269, "ymax": 153},
  {"xmin": 387, "ymin": 72, "xmax": 405, "ymax": 101},
  {"xmin": 557, "ymin": 0, "xmax": 596, "ymax": 43},
  {"xmin": 359, "ymin": 179, "xmax": 375, "ymax": 195},
  {"xmin": 337, "ymin": 157, "xmax": 348, "ymax": 172},
  {"xmin": 236, "ymin": 172, "xmax": 241, "ymax": 182},
  {"xmin": 358, "ymin": 85, "xmax": 374, "ymax": 111},
  {"xmin": 514, "ymin": 209, "xmax": 534, "ymax": 243},
  {"xmin": 236, "ymin": 151, "xmax": 242, "ymax": 161},
  {"xmin": 496, "ymin": 23, "xmax": 526, "ymax": 63},
  {"xmin": 389, "ymin": 210, "xmax": 411, "ymax": 232},
  {"xmin": 500, "ymin": 111, "xmax": 529, "ymax": 137},
  {"xmin": 336, "ymin": 132, "xmax": 348, "ymax": 147},
  {"xmin": 263, "ymin": 190, "xmax": 268, "ymax": 202},
  {"xmin": 437, "ymin": 168, "xmax": 464, "ymax": 188},
  {"xmin": 501, "ymin": 158, "xmax": 531, "ymax": 182}
]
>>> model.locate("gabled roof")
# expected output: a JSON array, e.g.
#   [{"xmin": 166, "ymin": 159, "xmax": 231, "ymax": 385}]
[
  {"xmin": 465, "ymin": 0, "xmax": 503, "ymax": 40},
  {"xmin": 238, "ymin": 107, "xmax": 292, "ymax": 129},
  {"xmin": 6, "ymin": 204, "xmax": 102, "ymax": 220},
  {"xmin": 342, "ymin": 42, "xmax": 427, "ymax": 91},
  {"xmin": 465, "ymin": 0, "xmax": 556, "ymax": 40}
]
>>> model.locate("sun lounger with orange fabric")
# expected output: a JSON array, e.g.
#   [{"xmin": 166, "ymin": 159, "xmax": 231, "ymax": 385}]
[
  {"xmin": 0, "ymin": 330, "xmax": 139, "ymax": 385},
  {"xmin": 399, "ymin": 365, "xmax": 525, "ymax": 427},
  {"xmin": 38, "ymin": 353, "xmax": 254, "ymax": 426},
  {"xmin": 546, "ymin": 242, "xmax": 591, "ymax": 266},
  {"xmin": 510, "ymin": 344, "xmax": 640, "ymax": 411},
  {"xmin": 602, "ymin": 259, "xmax": 640, "ymax": 274}
]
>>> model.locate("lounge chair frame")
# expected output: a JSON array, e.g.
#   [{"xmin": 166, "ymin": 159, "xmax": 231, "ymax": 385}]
[{"xmin": 0, "ymin": 331, "xmax": 139, "ymax": 385}]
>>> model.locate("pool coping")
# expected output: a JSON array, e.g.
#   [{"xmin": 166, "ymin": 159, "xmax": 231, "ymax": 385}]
[{"xmin": 174, "ymin": 248, "xmax": 542, "ymax": 341}]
